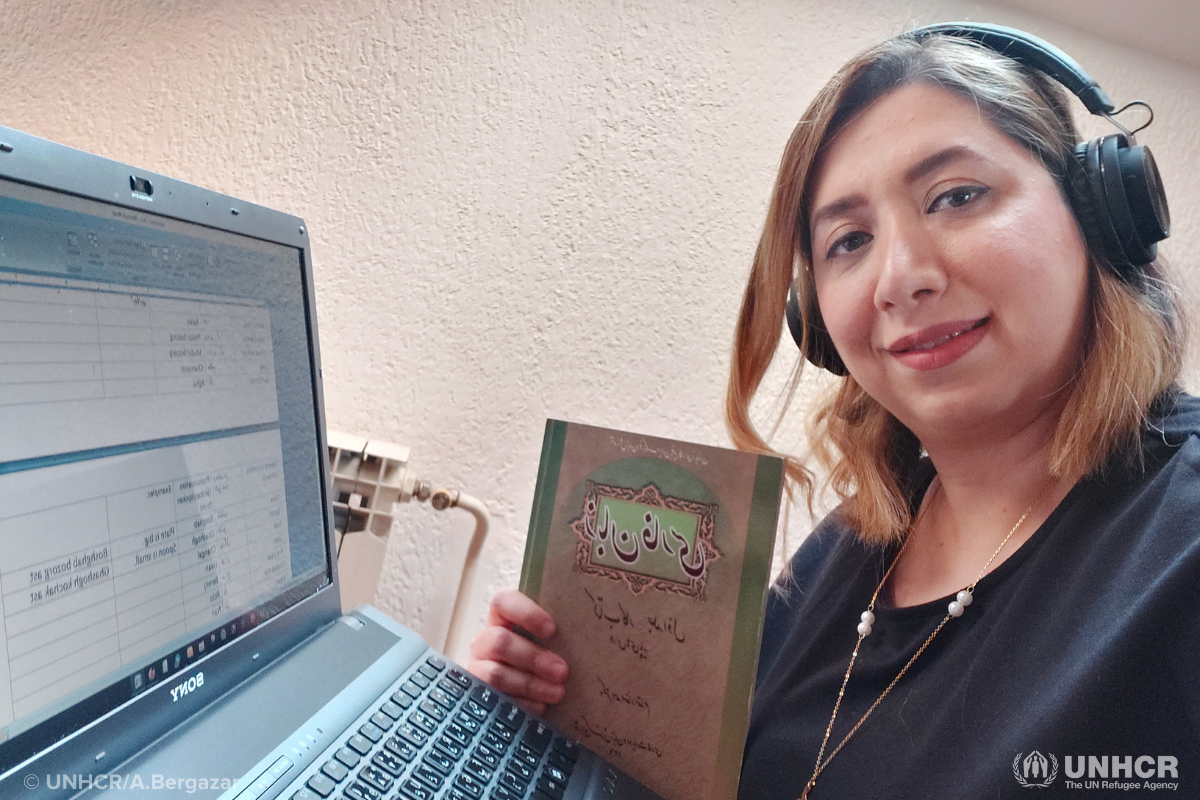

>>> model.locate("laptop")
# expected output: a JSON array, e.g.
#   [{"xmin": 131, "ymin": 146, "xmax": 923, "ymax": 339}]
[{"xmin": 0, "ymin": 124, "xmax": 663, "ymax": 800}]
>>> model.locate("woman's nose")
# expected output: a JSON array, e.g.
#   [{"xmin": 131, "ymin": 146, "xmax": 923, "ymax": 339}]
[{"xmin": 872, "ymin": 218, "xmax": 947, "ymax": 311}]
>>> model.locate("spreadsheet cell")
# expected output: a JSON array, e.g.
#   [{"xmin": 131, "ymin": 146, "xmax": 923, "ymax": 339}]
[
  {"xmin": 95, "ymin": 306, "xmax": 149, "ymax": 328},
  {"xmin": 98, "ymin": 343, "xmax": 155, "ymax": 362},
  {"xmin": 0, "ymin": 299, "xmax": 97, "ymax": 325},
  {"xmin": 186, "ymin": 607, "xmax": 230, "ymax": 631},
  {"xmin": 111, "ymin": 522, "xmax": 178, "ymax": 563},
  {"xmin": 0, "ymin": 341, "xmax": 103, "ymax": 365},
  {"xmin": 0, "ymin": 361, "xmax": 100, "ymax": 383},
  {"xmin": 106, "ymin": 484, "xmax": 177, "ymax": 535},
  {"xmin": 102, "ymin": 378, "xmax": 159, "ymax": 398},
  {"xmin": 0, "ymin": 320, "xmax": 100, "ymax": 344},
  {"xmin": 182, "ymin": 569, "xmax": 223, "ymax": 604},
  {"xmin": 0, "ymin": 379, "xmax": 105, "ymax": 406},
  {"xmin": 98, "ymin": 325, "xmax": 154, "ymax": 345},
  {"xmin": 98, "ymin": 360, "xmax": 157, "ymax": 380},
  {"xmin": 150, "ymin": 324, "xmax": 223, "ymax": 343}
]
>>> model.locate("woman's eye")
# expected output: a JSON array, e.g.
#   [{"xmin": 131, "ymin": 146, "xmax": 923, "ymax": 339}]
[
  {"xmin": 827, "ymin": 230, "xmax": 872, "ymax": 259},
  {"xmin": 927, "ymin": 185, "xmax": 990, "ymax": 213}
]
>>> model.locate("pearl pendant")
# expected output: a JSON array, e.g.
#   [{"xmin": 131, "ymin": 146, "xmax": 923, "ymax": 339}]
[
  {"xmin": 857, "ymin": 620, "xmax": 873, "ymax": 637},
  {"xmin": 948, "ymin": 600, "xmax": 964, "ymax": 617},
  {"xmin": 957, "ymin": 589, "xmax": 973, "ymax": 607},
  {"xmin": 861, "ymin": 610, "xmax": 875, "ymax": 625}
]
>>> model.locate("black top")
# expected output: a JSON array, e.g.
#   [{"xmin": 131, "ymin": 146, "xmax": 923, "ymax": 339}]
[{"xmin": 740, "ymin": 393, "xmax": 1200, "ymax": 799}]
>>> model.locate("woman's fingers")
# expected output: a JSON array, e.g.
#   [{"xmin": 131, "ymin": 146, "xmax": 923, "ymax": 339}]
[
  {"xmin": 469, "ymin": 623, "xmax": 568, "ymax": 683},
  {"xmin": 467, "ymin": 589, "xmax": 568, "ymax": 713},
  {"xmin": 516, "ymin": 700, "xmax": 548, "ymax": 717},
  {"xmin": 485, "ymin": 588, "xmax": 557, "ymax": 639},
  {"xmin": 466, "ymin": 657, "xmax": 566, "ymax": 707}
]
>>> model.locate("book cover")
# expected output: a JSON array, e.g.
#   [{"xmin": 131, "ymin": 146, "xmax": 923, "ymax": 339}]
[{"xmin": 519, "ymin": 420, "xmax": 784, "ymax": 800}]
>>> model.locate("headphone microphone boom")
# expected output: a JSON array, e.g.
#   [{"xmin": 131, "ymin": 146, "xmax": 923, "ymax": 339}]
[{"xmin": 789, "ymin": 22, "xmax": 1171, "ymax": 376}]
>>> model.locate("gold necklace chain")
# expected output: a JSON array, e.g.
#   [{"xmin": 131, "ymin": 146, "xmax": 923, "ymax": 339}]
[{"xmin": 798, "ymin": 482, "xmax": 1044, "ymax": 800}]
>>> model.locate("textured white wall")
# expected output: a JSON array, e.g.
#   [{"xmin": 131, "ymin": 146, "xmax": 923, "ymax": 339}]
[{"xmin": 3, "ymin": 0, "xmax": 1197, "ymax": 659}]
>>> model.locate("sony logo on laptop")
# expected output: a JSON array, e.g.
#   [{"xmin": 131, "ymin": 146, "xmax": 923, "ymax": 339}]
[{"xmin": 170, "ymin": 673, "xmax": 204, "ymax": 703}]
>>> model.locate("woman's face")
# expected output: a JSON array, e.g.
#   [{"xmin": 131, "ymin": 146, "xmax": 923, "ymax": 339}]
[{"xmin": 808, "ymin": 83, "xmax": 1090, "ymax": 444}]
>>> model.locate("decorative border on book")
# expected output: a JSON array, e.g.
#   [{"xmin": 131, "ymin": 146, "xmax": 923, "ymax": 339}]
[{"xmin": 571, "ymin": 481, "xmax": 720, "ymax": 598}]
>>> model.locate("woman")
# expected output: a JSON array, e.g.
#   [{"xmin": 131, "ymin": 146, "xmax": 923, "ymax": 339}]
[{"xmin": 470, "ymin": 26, "xmax": 1198, "ymax": 798}]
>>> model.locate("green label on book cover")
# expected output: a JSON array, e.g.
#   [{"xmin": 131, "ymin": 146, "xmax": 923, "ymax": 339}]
[{"xmin": 571, "ymin": 481, "xmax": 720, "ymax": 598}]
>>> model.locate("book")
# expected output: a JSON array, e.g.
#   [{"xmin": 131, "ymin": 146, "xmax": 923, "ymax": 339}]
[{"xmin": 519, "ymin": 420, "xmax": 784, "ymax": 800}]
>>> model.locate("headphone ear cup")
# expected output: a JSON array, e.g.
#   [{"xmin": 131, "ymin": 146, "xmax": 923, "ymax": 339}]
[
  {"xmin": 1067, "ymin": 139, "xmax": 1140, "ymax": 284},
  {"xmin": 787, "ymin": 283, "xmax": 848, "ymax": 376},
  {"xmin": 1097, "ymin": 134, "xmax": 1157, "ymax": 269},
  {"xmin": 1069, "ymin": 135, "xmax": 1169, "ymax": 283},
  {"xmin": 1115, "ymin": 139, "xmax": 1170, "ymax": 258}
]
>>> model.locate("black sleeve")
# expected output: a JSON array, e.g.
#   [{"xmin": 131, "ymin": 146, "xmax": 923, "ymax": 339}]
[{"xmin": 755, "ymin": 513, "xmax": 851, "ymax": 688}]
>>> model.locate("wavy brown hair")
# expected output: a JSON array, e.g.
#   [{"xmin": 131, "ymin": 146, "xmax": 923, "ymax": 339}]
[{"xmin": 726, "ymin": 32, "xmax": 1185, "ymax": 545}]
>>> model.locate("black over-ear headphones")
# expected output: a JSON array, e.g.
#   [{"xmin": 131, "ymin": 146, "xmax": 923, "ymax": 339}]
[{"xmin": 787, "ymin": 21, "xmax": 1171, "ymax": 376}]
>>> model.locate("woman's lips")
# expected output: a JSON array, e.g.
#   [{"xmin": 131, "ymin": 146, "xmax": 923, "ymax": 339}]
[{"xmin": 887, "ymin": 318, "xmax": 989, "ymax": 370}]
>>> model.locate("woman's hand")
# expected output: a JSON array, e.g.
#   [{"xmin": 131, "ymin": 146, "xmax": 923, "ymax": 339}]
[{"xmin": 467, "ymin": 588, "xmax": 568, "ymax": 716}]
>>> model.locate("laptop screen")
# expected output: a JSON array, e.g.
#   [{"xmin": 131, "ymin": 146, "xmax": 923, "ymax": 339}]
[{"xmin": 0, "ymin": 177, "xmax": 332, "ymax": 768}]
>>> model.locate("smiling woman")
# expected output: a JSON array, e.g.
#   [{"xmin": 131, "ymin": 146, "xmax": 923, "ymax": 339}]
[
  {"xmin": 733, "ymin": 29, "xmax": 1182, "ymax": 551},
  {"xmin": 728, "ymin": 25, "xmax": 1194, "ymax": 800},
  {"xmin": 468, "ymin": 23, "xmax": 1199, "ymax": 800}
]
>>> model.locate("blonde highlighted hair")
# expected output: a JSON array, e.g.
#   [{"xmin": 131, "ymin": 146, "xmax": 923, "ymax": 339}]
[{"xmin": 725, "ymin": 32, "xmax": 1186, "ymax": 545}]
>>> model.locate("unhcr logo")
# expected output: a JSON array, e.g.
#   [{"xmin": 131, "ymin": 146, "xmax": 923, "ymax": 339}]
[
  {"xmin": 1013, "ymin": 751, "xmax": 1059, "ymax": 788},
  {"xmin": 1012, "ymin": 752, "xmax": 1180, "ymax": 791}
]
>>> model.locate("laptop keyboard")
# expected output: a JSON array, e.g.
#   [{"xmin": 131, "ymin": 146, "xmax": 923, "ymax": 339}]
[{"xmin": 287, "ymin": 654, "xmax": 581, "ymax": 800}]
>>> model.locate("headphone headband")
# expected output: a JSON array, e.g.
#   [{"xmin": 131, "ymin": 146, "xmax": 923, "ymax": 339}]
[{"xmin": 912, "ymin": 23, "xmax": 1115, "ymax": 116}]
